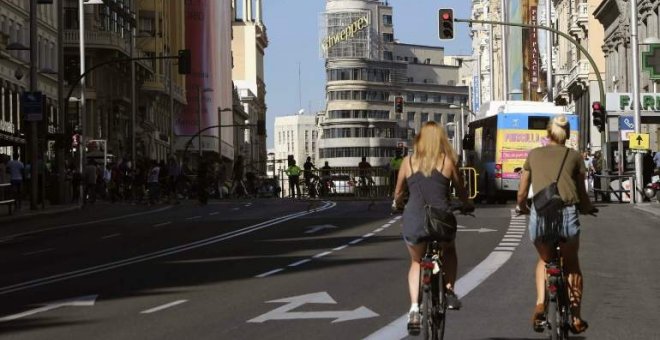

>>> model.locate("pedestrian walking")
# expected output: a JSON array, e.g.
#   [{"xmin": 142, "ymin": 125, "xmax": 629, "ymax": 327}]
[
  {"xmin": 6, "ymin": 154, "xmax": 24, "ymax": 210},
  {"xmin": 83, "ymin": 159, "xmax": 98, "ymax": 205},
  {"xmin": 147, "ymin": 160, "xmax": 161, "ymax": 204}
]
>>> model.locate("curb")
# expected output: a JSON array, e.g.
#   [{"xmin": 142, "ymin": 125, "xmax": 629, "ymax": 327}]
[{"xmin": 633, "ymin": 203, "xmax": 660, "ymax": 218}]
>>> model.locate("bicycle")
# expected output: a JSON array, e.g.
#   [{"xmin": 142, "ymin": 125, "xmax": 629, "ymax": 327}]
[
  {"xmin": 355, "ymin": 175, "xmax": 375, "ymax": 198},
  {"xmin": 541, "ymin": 235, "xmax": 570, "ymax": 340},
  {"xmin": 411, "ymin": 203, "xmax": 473, "ymax": 340}
]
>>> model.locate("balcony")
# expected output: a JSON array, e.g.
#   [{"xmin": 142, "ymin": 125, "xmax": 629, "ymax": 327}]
[
  {"xmin": 64, "ymin": 29, "xmax": 131, "ymax": 56},
  {"xmin": 569, "ymin": 3, "xmax": 589, "ymax": 38},
  {"xmin": 577, "ymin": 3, "xmax": 589, "ymax": 26}
]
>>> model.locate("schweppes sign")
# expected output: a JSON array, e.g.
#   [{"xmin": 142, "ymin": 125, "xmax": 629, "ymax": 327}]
[{"xmin": 322, "ymin": 15, "xmax": 370, "ymax": 52}]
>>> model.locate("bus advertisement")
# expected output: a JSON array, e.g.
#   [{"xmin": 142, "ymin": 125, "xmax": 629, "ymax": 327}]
[{"xmin": 467, "ymin": 101, "xmax": 579, "ymax": 203}]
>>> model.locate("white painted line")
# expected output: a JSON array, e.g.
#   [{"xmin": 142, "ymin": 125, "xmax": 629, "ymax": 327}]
[
  {"xmin": 288, "ymin": 259, "xmax": 312, "ymax": 267},
  {"xmin": 256, "ymin": 268, "xmax": 284, "ymax": 278},
  {"xmin": 498, "ymin": 242, "xmax": 520, "ymax": 247},
  {"xmin": 349, "ymin": 238, "xmax": 363, "ymax": 245},
  {"xmin": 382, "ymin": 223, "xmax": 392, "ymax": 228},
  {"xmin": 313, "ymin": 251, "xmax": 332, "ymax": 259},
  {"xmin": 1, "ymin": 202, "xmax": 338, "ymax": 295},
  {"xmin": 365, "ymin": 251, "xmax": 513, "ymax": 339},
  {"xmin": 185, "ymin": 216, "xmax": 202, "ymax": 220},
  {"xmin": 363, "ymin": 232, "xmax": 375, "ymax": 238},
  {"xmin": 505, "ymin": 231, "xmax": 525, "ymax": 235},
  {"xmin": 153, "ymin": 222, "xmax": 172, "ymax": 227},
  {"xmin": 209, "ymin": 212, "xmax": 220, "ymax": 216},
  {"xmin": 101, "ymin": 233, "xmax": 121, "ymax": 239},
  {"xmin": 333, "ymin": 245, "xmax": 348, "ymax": 251},
  {"xmin": 232, "ymin": 207, "xmax": 240, "ymax": 211},
  {"xmin": 495, "ymin": 246, "xmax": 517, "ymax": 251},
  {"xmin": 373, "ymin": 228, "xmax": 385, "ymax": 233},
  {"xmin": 502, "ymin": 238, "xmax": 522, "ymax": 242},
  {"xmin": 244, "ymin": 203, "xmax": 252, "ymax": 207},
  {"xmin": 23, "ymin": 248, "xmax": 54, "ymax": 256},
  {"xmin": 140, "ymin": 300, "xmax": 188, "ymax": 314}
]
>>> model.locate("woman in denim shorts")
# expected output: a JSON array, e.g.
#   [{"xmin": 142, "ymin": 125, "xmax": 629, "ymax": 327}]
[{"xmin": 516, "ymin": 115, "xmax": 596, "ymax": 335}]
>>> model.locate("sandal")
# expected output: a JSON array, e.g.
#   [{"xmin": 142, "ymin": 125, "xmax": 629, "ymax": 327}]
[
  {"xmin": 407, "ymin": 310, "xmax": 421, "ymax": 336},
  {"xmin": 531, "ymin": 303, "xmax": 545, "ymax": 332},
  {"xmin": 570, "ymin": 318, "xmax": 589, "ymax": 334}
]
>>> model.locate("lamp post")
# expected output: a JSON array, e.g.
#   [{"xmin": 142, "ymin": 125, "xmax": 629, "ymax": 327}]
[
  {"xmin": 449, "ymin": 103, "xmax": 477, "ymax": 165},
  {"xmin": 218, "ymin": 107, "xmax": 233, "ymax": 160},
  {"xmin": 630, "ymin": 1, "xmax": 644, "ymax": 203},
  {"xmin": 197, "ymin": 87, "xmax": 214, "ymax": 162}
]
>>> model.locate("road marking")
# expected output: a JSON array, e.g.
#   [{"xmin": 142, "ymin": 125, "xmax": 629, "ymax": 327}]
[
  {"xmin": 0, "ymin": 295, "xmax": 97, "ymax": 322},
  {"xmin": 186, "ymin": 216, "xmax": 202, "ymax": 220},
  {"xmin": 502, "ymin": 238, "xmax": 522, "ymax": 242},
  {"xmin": 22, "ymin": 248, "xmax": 54, "ymax": 256},
  {"xmin": 498, "ymin": 242, "xmax": 520, "ymax": 246},
  {"xmin": 458, "ymin": 228, "xmax": 497, "ymax": 233},
  {"xmin": 365, "ymin": 210, "xmax": 525, "ymax": 339},
  {"xmin": 0, "ymin": 206, "xmax": 173, "ymax": 242},
  {"xmin": 153, "ymin": 222, "xmax": 172, "ymax": 227},
  {"xmin": 248, "ymin": 292, "xmax": 378, "ymax": 323},
  {"xmin": 256, "ymin": 218, "xmax": 394, "ymax": 278},
  {"xmin": 305, "ymin": 224, "xmax": 338, "ymax": 234},
  {"xmin": 0, "ymin": 202, "xmax": 337, "ymax": 295},
  {"xmin": 288, "ymin": 259, "xmax": 311, "ymax": 267},
  {"xmin": 232, "ymin": 207, "xmax": 240, "ymax": 211},
  {"xmin": 209, "ymin": 212, "xmax": 220, "ymax": 216},
  {"xmin": 140, "ymin": 300, "xmax": 188, "ymax": 314},
  {"xmin": 101, "ymin": 233, "xmax": 121, "ymax": 239},
  {"xmin": 244, "ymin": 203, "xmax": 253, "ymax": 207},
  {"xmin": 256, "ymin": 268, "xmax": 284, "ymax": 278}
]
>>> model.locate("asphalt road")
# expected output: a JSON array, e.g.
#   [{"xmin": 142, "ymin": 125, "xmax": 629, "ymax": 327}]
[{"xmin": 0, "ymin": 199, "xmax": 658, "ymax": 339}]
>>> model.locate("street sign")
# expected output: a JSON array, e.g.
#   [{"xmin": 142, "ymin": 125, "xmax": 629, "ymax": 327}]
[
  {"xmin": 628, "ymin": 133, "xmax": 650, "ymax": 150},
  {"xmin": 22, "ymin": 91, "xmax": 43, "ymax": 122},
  {"xmin": 642, "ymin": 44, "xmax": 660, "ymax": 79},
  {"xmin": 618, "ymin": 116, "xmax": 634, "ymax": 141}
]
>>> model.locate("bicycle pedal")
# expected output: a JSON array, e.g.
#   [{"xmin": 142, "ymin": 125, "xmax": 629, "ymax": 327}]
[{"xmin": 407, "ymin": 324, "xmax": 421, "ymax": 336}]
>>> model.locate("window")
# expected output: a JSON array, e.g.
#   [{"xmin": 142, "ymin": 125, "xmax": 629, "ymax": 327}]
[
  {"xmin": 447, "ymin": 114, "xmax": 455, "ymax": 123},
  {"xmin": 421, "ymin": 112, "xmax": 429, "ymax": 122},
  {"xmin": 382, "ymin": 14, "xmax": 393, "ymax": 26},
  {"xmin": 434, "ymin": 113, "xmax": 442, "ymax": 122},
  {"xmin": 420, "ymin": 94, "xmax": 428, "ymax": 102},
  {"xmin": 407, "ymin": 112, "xmax": 415, "ymax": 124},
  {"xmin": 383, "ymin": 33, "xmax": 394, "ymax": 42},
  {"xmin": 406, "ymin": 93, "xmax": 414, "ymax": 102},
  {"xmin": 384, "ymin": 51, "xmax": 393, "ymax": 60}
]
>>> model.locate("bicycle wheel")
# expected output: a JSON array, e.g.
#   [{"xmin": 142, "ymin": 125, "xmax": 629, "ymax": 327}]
[
  {"xmin": 435, "ymin": 272, "xmax": 447, "ymax": 339},
  {"xmin": 421, "ymin": 286, "xmax": 434, "ymax": 340},
  {"xmin": 547, "ymin": 299, "xmax": 562, "ymax": 340}
]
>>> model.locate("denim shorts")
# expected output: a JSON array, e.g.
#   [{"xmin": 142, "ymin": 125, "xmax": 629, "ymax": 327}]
[{"xmin": 528, "ymin": 205, "xmax": 580, "ymax": 241}]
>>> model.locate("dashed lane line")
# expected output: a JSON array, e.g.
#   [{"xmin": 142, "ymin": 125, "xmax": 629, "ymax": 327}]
[
  {"xmin": 101, "ymin": 233, "xmax": 121, "ymax": 239},
  {"xmin": 255, "ymin": 216, "xmax": 402, "ymax": 278},
  {"xmin": 22, "ymin": 248, "xmax": 54, "ymax": 256},
  {"xmin": 140, "ymin": 300, "xmax": 188, "ymax": 314},
  {"xmin": 185, "ymin": 216, "xmax": 202, "ymax": 220},
  {"xmin": 153, "ymin": 222, "xmax": 172, "ymax": 227}
]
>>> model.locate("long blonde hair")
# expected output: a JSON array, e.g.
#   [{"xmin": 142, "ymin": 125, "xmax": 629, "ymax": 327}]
[{"xmin": 412, "ymin": 121, "xmax": 456, "ymax": 176}]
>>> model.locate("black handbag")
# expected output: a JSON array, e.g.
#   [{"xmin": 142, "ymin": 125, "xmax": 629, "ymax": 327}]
[
  {"xmin": 424, "ymin": 204, "xmax": 457, "ymax": 242},
  {"xmin": 532, "ymin": 149, "xmax": 569, "ymax": 215}
]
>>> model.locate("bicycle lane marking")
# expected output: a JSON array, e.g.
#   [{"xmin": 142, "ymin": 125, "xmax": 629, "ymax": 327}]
[
  {"xmin": 254, "ymin": 216, "xmax": 402, "ymax": 278},
  {"xmin": 364, "ymin": 209, "xmax": 527, "ymax": 340},
  {"xmin": 0, "ymin": 202, "xmax": 337, "ymax": 296}
]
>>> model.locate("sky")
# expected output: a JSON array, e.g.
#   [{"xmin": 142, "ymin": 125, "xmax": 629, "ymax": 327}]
[{"xmin": 261, "ymin": 0, "xmax": 473, "ymax": 148}]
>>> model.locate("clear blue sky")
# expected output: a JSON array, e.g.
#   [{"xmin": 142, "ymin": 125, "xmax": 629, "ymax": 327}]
[{"xmin": 262, "ymin": 0, "xmax": 473, "ymax": 148}]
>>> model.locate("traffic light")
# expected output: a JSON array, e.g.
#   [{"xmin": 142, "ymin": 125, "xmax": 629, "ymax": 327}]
[
  {"xmin": 178, "ymin": 49, "xmax": 191, "ymax": 74},
  {"xmin": 592, "ymin": 101, "xmax": 605, "ymax": 132},
  {"xmin": 438, "ymin": 8, "xmax": 454, "ymax": 40},
  {"xmin": 394, "ymin": 96, "xmax": 404, "ymax": 113}
]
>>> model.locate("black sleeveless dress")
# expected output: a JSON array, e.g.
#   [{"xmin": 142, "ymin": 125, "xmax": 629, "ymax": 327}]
[{"xmin": 402, "ymin": 161, "xmax": 451, "ymax": 245}]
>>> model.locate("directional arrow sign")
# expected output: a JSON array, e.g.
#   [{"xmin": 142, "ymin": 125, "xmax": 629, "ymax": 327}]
[
  {"xmin": 629, "ymin": 133, "xmax": 650, "ymax": 150},
  {"xmin": 305, "ymin": 224, "xmax": 338, "ymax": 234},
  {"xmin": 0, "ymin": 295, "xmax": 97, "ymax": 322},
  {"xmin": 248, "ymin": 292, "xmax": 378, "ymax": 323}
]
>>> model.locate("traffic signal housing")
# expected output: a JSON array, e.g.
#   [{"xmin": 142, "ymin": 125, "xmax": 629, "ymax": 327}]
[
  {"xmin": 178, "ymin": 49, "xmax": 191, "ymax": 75},
  {"xmin": 592, "ymin": 101, "xmax": 605, "ymax": 132},
  {"xmin": 394, "ymin": 96, "xmax": 404, "ymax": 113},
  {"xmin": 438, "ymin": 8, "xmax": 454, "ymax": 40}
]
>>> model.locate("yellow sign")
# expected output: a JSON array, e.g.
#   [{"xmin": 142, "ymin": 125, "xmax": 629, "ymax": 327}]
[
  {"xmin": 321, "ymin": 15, "xmax": 369, "ymax": 51},
  {"xmin": 629, "ymin": 133, "xmax": 650, "ymax": 150}
]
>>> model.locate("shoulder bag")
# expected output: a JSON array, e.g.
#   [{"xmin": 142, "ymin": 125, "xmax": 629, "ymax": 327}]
[{"xmin": 532, "ymin": 149, "xmax": 569, "ymax": 215}]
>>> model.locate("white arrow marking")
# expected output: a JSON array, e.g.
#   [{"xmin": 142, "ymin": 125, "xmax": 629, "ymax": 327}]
[
  {"xmin": 0, "ymin": 295, "xmax": 97, "ymax": 322},
  {"xmin": 458, "ymin": 228, "xmax": 497, "ymax": 233},
  {"xmin": 305, "ymin": 224, "xmax": 338, "ymax": 234},
  {"xmin": 248, "ymin": 292, "xmax": 378, "ymax": 323}
]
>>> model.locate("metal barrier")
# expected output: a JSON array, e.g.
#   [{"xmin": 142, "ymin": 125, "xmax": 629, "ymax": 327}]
[
  {"xmin": 459, "ymin": 167, "xmax": 479, "ymax": 199},
  {"xmin": 592, "ymin": 173, "xmax": 635, "ymax": 203}
]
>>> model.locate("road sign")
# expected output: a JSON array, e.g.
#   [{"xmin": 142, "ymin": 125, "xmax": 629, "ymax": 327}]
[
  {"xmin": 22, "ymin": 91, "xmax": 43, "ymax": 122},
  {"xmin": 642, "ymin": 44, "xmax": 660, "ymax": 79},
  {"xmin": 628, "ymin": 133, "xmax": 650, "ymax": 150},
  {"xmin": 619, "ymin": 116, "xmax": 634, "ymax": 141}
]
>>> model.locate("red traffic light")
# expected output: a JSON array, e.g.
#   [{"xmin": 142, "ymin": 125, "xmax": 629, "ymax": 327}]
[
  {"xmin": 395, "ymin": 97, "xmax": 403, "ymax": 104},
  {"xmin": 441, "ymin": 12, "xmax": 451, "ymax": 20},
  {"xmin": 592, "ymin": 101, "xmax": 602, "ymax": 110}
]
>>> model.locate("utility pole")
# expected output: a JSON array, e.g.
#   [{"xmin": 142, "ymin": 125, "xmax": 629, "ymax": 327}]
[
  {"xmin": 545, "ymin": 0, "xmax": 553, "ymax": 102},
  {"xmin": 78, "ymin": 0, "xmax": 86, "ymax": 209},
  {"xmin": 630, "ymin": 1, "xmax": 644, "ymax": 203},
  {"xmin": 29, "ymin": 0, "xmax": 38, "ymax": 210},
  {"xmin": 131, "ymin": 18, "xmax": 137, "ymax": 169}
]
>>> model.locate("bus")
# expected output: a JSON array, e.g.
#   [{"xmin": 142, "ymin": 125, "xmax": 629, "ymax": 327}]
[{"xmin": 465, "ymin": 101, "xmax": 579, "ymax": 203}]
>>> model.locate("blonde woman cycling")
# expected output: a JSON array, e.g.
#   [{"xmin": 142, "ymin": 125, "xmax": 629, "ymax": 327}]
[
  {"xmin": 393, "ymin": 121, "xmax": 473, "ymax": 332},
  {"xmin": 516, "ymin": 115, "xmax": 595, "ymax": 334}
]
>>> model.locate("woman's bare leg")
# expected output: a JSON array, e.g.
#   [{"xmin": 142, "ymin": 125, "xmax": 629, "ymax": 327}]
[{"xmin": 406, "ymin": 242, "xmax": 427, "ymax": 304}]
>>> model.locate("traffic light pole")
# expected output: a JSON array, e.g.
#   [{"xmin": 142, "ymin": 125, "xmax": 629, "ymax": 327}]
[{"xmin": 454, "ymin": 18, "xmax": 611, "ymax": 172}]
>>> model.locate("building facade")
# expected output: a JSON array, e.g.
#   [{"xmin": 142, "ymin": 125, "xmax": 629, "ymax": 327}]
[
  {"xmin": 595, "ymin": 0, "xmax": 660, "ymax": 157},
  {"xmin": 232, "ymin": 0, "xmax": 268, "ymax": 175},
  {"xmin": 273, "ymin": 113, "xmax": 319, "ymax": 182},
  {"xmin": 1, "ymin": 0, "xmax": 59, "ymax": 159},
  {"xmin": 319, "ymin": 0, "xmax": 467, "ymax": 168}
]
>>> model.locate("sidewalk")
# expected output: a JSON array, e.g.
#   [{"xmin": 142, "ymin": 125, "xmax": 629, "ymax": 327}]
[
  {"xmin": 0, "ymin": 200, "xmax": 80, "ymax": 224},
  {"xmin": 633, "ymin": 201, "xmax": 660, "ymax": 218}
]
